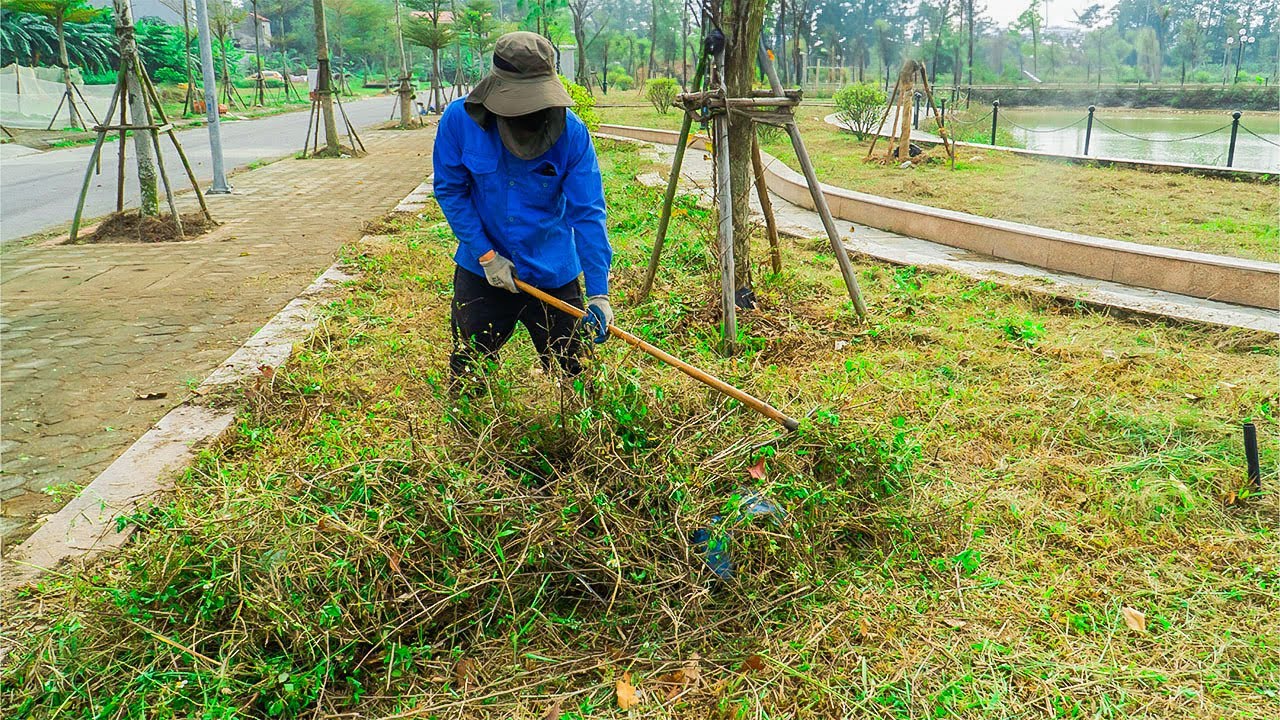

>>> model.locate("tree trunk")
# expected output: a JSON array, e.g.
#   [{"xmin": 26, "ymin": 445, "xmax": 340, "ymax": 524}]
[
  {"xmin": 252, "ymin": 0, "xmax": 266, "ymax": 105},
  {"xmin": 182, "ymin": 0, "xmax": 195, "ymax": 114},
  {"xmin": 648, "ymin": 0, "xmax": 657, "ymax": 76},
  {"xmin": 113, "ymin": 0, "xmax": 158, "ymax": 214},
  {"xmin": 394, "ymin": 0, "xmax": 412, "ymax": 127},
  {"xmin": 966, "ymin": 0, "xmax": 973, "ymax": 86},
  {"xmin": 724, "ymin": 0, "xmax": 766, "ymax": 299},
  {"xmin": 432, "ymin": 47, "xmax": 443, "ymax": 111},
  {"xmin": 56, "ymin": 20, "xmax": 82, "ymax": 129},
  {"xmin": 312, "ymin": 0, "xmax": 340, "ymax": 153}
]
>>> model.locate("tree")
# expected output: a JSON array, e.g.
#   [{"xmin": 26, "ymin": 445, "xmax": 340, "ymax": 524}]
[
  {"xmin": 1015, "ymin": 1, "xmax": 1040, "ymax": 76},
  {"xmin": 1173, "ymin": 18, "xmax": 1201, "ymax": 86},
  {"xmin": 723, "ymin": 0, "xmax": 766, "ymax": 299},
  {"xmin": 872, "ymin": 18, "xmax": 893, "ymax": 89},
  {"xmin": 925, "ymin": 0, "xmax": 951, "ymax": 83},
  {"xmin": 312, "ymin": 0, "xmax": 340, "ymax": 153},
  {"xmin": 1074, "ymin": 3, "xmax": 1103, "ymax": 84},
  {"xmin": 208, "ymin": 0, "xmax": 246, "ymax": 106},
  {"xmin": 832, "ymin": 81, "xmax": 886, "ymax": 139},
  {"xmin": 4, "ymin": 0, "xmax": 102, "ymax": 129},
  {"xmin": 1135, "ymin": 26, "xmax": 1160, "ymax": 81},
  {"xmin": 404, "ymin": 0, "xmax": 454, "ymax": 112},
  {"xmin": 567, "ymin": 0, "xmax": 608, "ymax": 89}
]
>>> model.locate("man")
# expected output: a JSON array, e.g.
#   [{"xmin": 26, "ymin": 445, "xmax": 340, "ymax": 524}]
[{"xmin": 433, "ymin": 31, "xmax": 613, "ymax": 384}]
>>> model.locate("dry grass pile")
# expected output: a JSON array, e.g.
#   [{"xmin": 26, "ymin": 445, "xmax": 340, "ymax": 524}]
[
  {"xmin": 3, "ymin": 141, "xmax": 1277, "ymax": 719},
  {"xmin": 70, "ymin": 210, "xmax": 215, "ymax": 244}
]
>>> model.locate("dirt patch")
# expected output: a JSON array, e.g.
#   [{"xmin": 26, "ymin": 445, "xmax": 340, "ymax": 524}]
[
  {"xmin": 372, "ymin": 119, "xmax": 437, "ymax": 131},
  {"xmin": 68, "ymin": 210, "xmax": 216, "ymax": 244}
]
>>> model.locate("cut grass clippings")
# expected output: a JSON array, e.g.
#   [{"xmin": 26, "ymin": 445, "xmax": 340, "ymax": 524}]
[
  {"xmin": 2, "ymin": 138, "xmax": 1277, "ymax": 719},
  {"xmin": 597, "ymin": 105, "xmax": 1280, "ymax": 262},
  {"xmin": 67, "ymin": 209, "xmax": 216, "ymax": 244}
]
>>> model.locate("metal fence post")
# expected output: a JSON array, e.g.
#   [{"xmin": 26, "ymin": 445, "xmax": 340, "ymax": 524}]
[
  {"xmin": 1227, "ymin": 111, "xmax": 1241, "ymax": 167},
  {"xmin": 1084, "ymin": 105, "xmax": 1095, "ymax": 155},
  {"xmin": 1244, "ymin": 422, "xmax": 1261, "ymax": 493},
  {"xmin": 939, "ymin": 98, "xmax": 946, "ymax": 125},
  {"xmin": 913, "ymin": 92, "xmax": 921, "ymax": 129},
  {"xmin": 990, "ymin": 100, "xmax": 999, "ymax": 145}
]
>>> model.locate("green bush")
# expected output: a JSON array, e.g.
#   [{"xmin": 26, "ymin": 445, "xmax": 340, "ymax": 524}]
[
  {"xmin": 645, "ymin": 77, "xmax": 680, "ymax": 114},
  {"xmin": 832, "ymin": 82, "xmax": 887, "ymax": 140},
  {"xmin": 607, "ymin": 69, "xmax": 634, "ymax": 91},
  {"xmin": 560, "ymin": 76, "xmax": 599, "ymax": 131}
]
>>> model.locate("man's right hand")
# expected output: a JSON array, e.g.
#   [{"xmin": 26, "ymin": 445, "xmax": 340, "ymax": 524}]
[{"xmin": 478, "ymin": 252, "xmax": 519, "ymax": 293}]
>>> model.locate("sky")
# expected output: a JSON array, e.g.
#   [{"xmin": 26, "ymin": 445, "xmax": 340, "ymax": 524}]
[{"xmin": 982, "ymin": 0, "xmax": 1119, "ymax": 28}]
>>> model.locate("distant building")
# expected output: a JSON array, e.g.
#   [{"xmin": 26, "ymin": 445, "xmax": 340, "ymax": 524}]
[
  {"xmin": 87, "ymin": 0, "xmax": 181, "ymax": 24},
  {"xmin": 235, "ymin": 12, "xmax": 272, "ymax": 50}
]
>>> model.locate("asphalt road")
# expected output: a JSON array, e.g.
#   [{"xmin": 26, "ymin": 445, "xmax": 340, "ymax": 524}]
[{"xmin": 0, "ymin": 96, "xmax": 411, "ymax": 244}]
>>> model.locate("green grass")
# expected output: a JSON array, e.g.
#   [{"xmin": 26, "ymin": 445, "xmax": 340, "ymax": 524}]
[
  {"xmin": 597, "ymin": 106, "xmax": 1280, "ymax": 261},
  {"xmin": 2, "ymin": 139, "xmax": 1277, "ymax": 718}
]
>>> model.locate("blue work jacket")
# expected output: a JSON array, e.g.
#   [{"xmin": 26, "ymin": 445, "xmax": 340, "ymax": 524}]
[{"xmin": 433, "ymin": 99, "xmax": 612, "ymax": 297}]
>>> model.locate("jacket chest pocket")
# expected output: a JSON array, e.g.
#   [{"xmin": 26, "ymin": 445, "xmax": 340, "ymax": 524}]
[
  {"xmin": 462, "ymin": 152, "xmax": 498, "ymax": 193},
  {"xmin": 522, "ymin": 162, "xmax": 561, "ymax": 208}
]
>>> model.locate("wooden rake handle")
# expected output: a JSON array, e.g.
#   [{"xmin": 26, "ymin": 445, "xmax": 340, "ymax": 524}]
[{"xmin": 515, "ymin": 279, "xmax": 800, "ymax": 432}]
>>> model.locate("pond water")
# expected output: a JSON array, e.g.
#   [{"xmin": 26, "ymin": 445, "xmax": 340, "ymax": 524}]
[{"xmin": 996, "ymin": 108, "xmax": 1280, "ymax": 172}]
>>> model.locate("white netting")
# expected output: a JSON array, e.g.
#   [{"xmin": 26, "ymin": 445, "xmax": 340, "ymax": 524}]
[{"xmin": 1, "ymin": 65, "xmax": 117, "ymax": 130}]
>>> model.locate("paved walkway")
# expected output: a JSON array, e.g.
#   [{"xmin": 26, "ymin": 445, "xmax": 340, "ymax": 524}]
[{"xmin": 0, "ymin": 127, "xmax": 435, "ymax": 542}]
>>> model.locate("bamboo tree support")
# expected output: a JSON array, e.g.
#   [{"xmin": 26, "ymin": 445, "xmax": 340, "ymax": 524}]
[
  {"xmin": 68, "ymin": 37, "xmax": 213, "ymax": 242},
  {"xmin": 756, "ymin": 44, "xmax": 866, "ymax": 318},
  {"xmin": 750, "ymin": 134, "xmax": 782, "ymax": 274},
  {"xmin": 637, "ymin": 54, "xmax": 707, "ymax": 302}
]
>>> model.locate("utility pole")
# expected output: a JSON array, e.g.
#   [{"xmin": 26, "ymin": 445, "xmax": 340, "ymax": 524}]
[
  {"xmin": 193, "ymin": 0, "xmax": 231, "ymax": 192},
  {"xmin": 312, "ymin": 0, "xmax": 340, "ymax": 153}
]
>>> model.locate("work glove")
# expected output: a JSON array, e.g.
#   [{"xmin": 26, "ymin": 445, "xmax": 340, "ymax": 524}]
[
  {"xmin": 582, "ymin": 295, "xmax": 613, "ymax": 344},
  {"xmin": 479, "ymin": 253, "xmax": 518, "ymax": 293}
]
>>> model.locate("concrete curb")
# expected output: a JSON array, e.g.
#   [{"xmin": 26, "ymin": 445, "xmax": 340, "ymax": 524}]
[
  {"xmin": 599, "ymin": 123, "xmax": 1280, "ymax": 311},
  {"xmin": 1, "ymin": 260, "xmax": 354, "ymax": 592}
]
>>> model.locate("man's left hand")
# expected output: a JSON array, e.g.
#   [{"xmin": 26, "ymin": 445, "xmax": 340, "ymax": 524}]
[{"xmin": 582, "ymin": 295, "xmax": 613, "ymax": 344}]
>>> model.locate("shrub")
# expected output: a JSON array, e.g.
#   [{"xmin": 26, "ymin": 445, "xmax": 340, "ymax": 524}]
[
  {"xmin": 833, "ymin": 82, "xmax": 887, "ymax": 140},
  {"xmin": 645, "ymin": 77, "xmax": 680, "ymax": 114},
  {"xmin": 560, "ymin": 75, "xmax": 600, "ymax": 131},
  {"xmin": 607, "ymin": 69, "xmax": 634, "ymax": 91}
]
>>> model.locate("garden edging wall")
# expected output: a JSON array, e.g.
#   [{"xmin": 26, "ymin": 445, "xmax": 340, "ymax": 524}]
[{"xmin": 599, "ymin": 123, "xmax": 1280, "ymax": 310}]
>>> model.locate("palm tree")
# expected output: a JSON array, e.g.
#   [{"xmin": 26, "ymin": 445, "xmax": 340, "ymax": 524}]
[
  {"xmin": 4, "ymin": 0, "xmax": 102, "ymax": 128},
  {"xmin": 404, "ymin": 0, "xmax": 454, "ymax": 112}
]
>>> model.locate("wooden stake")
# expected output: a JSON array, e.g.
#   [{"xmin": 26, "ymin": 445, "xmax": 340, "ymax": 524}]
[
  {"xmin": 68, "ymin": 76, "xmax": 124, "ymax": 242},
  {"xmin": 757, "ymin": 45, "xmax": 867, "ymax": 318},
  {"xmin": 751, "ymin": 133, "xmax": 782, "ymax": 274},
  {"xmin": 638, "ymin": 54, "xmax": 707, "ymax": 302}
]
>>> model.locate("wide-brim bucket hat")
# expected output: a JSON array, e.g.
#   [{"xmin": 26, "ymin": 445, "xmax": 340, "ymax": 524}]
[{"xmin": 467, "ymin": 32, "xmax": 574, "ymax": 118}]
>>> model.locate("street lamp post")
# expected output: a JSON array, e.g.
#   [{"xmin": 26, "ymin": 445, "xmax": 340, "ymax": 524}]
[{"xmin": 1233, "ymin": 28, "xmax": 1255, "ymax": 84}]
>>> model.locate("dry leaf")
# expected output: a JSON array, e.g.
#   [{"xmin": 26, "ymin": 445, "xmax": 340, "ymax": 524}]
[
  {"xmin": 1183, "ymin": 393, "xmax": 1202, "ymax": 402},
  {"xmin": 387, "ymin": 553, "xmax": 402, "ymax": 574},
  {"xmin": 135, "ymin": 392, "xmax": 167, "ymax": 401},
  {"xmin": 1222, "ymin": 491, "xmax": 1239, "ymax": 507},
  {"xmin": 616, "ymin": 671, "xmax": 639, "ymax": 709},
  {"xmin": 258, "ymin": 364, "xmax": 275, "ymax": 379},
  {"xmin": 1121, "ymin": 606, "xmax": 1146, "ymax": 632},
  {"xmin": 742, "ymin": 654, "xmax": 765, "ymax": 672},
  {"xmin": 190, "ymin": 386, "xmax": 208, "ymax": 396},
  {"xmin": 317, "ymin": 517, "xmax": 339, "ymax": 534},
  {"xmin": 682, "ymin": 653, "xmax": 701, "ymax": 684},
  {"xmin": 748, "ymin": 458, "xmax": 766, "ymax": 480},
  {"xmin": 543, "ymin": 698, "xmax": 563, "ymax": 720},
  {"xmin": 857, "ymin": 617, "xmax": 879, "ymax": 639},
  {"xmin": 454, "ymin": 657, "xmax": 478, "ymax": 688},
  {"xmin": 942, "ymin": 618, "xmax": 968, "ymax": 629}
]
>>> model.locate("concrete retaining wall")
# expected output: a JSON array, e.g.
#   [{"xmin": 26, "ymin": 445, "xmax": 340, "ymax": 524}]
[{"xmin": 600, "ymin": 123, "xmax": 1280, "ymax": 310}]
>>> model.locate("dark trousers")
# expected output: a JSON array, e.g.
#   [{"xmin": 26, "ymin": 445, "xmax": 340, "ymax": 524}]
[{"xmin": 450, "ymin": 266, "xmax": 586, "ymax": 379}]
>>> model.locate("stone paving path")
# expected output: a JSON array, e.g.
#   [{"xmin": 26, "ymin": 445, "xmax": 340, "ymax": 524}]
[{"xmin": 0, "ymin": 128, "xmax": 434, "ymax": 542}]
